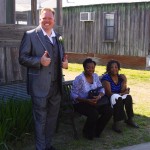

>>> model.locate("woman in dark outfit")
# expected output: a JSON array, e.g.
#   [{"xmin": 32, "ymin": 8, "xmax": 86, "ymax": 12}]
[
  {"xmin": 101, "ymin": 60, "xmax": 139, "ymax": 133},
  {"xmin": 71, "ymin": 58, "xmax": 112, "ymax": 140}
]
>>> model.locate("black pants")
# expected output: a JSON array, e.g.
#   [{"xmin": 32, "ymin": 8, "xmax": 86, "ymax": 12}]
[
  {"xmin": 73, "ymin": 102, "xmax": 112, "ymax": 138},
  {"xmin": 113, "ymin": 95, "xmax": 134, "ymax": 122}
]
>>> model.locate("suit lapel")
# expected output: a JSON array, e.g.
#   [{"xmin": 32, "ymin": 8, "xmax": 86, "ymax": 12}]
[
  {"xmin": 35, "ymin": 27, "xmax": 63, "ymax": 60},
  {"xmin": 35, "ymin": 26, "xmax": 49, "ymax": 51},
  {"xmin": 55, "ymin": 33, "xmax": 63, "ymax": 60}
]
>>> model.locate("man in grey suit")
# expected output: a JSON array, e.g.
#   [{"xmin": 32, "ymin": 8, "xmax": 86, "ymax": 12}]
[{"xmin": 19, "ymin": 7, "xmax": 68, "ymax": 150}]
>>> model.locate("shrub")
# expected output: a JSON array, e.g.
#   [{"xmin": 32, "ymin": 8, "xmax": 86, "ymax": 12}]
[{"xmin": 0, "ymin": 97, "xmax": 33, "ymax": 149}]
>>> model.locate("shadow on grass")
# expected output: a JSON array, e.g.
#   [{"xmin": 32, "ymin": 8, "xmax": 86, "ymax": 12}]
[{"xmin": 11, "ymin": 114, "xmax": 150, "ymax": 150}]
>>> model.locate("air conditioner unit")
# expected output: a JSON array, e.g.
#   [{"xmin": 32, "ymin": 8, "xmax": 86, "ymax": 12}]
[{"xmin": 80, "ymin": 12, "xmax": 95, "ymax": 22}]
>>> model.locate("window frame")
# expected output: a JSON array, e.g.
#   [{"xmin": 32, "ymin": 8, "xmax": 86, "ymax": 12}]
[{"xmin": 103, "ymin": 11, "xmax": 117, "ymax": 42}]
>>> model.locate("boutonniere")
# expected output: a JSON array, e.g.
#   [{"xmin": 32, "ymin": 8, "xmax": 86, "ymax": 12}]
[{"xmin": 58, "ymin": 36, "xmax": 64, "ymax": 44}]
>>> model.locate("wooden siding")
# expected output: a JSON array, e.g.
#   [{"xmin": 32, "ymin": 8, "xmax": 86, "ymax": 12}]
[
  {"xmin": 0, "ymin": 25, "xmax": 35, "ymax": 85},
  {"xmin": 63, "ymin": 2, "xmax": 150, "ymax": 57}
]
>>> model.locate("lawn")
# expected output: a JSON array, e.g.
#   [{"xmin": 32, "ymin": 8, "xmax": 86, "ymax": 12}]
[{"xmin": 10, "ymin": 63, "xmax": 150, "ymax": 150}]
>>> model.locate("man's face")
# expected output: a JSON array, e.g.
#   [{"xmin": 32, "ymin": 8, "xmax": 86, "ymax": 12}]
[{"xmin": 40, "ymin": 10, "xmax": 55, "ymax": 32}]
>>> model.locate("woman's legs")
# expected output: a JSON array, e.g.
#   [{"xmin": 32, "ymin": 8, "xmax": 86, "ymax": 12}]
[
  {"xmin": 124, "ymin": 95, "xmax": 134, "ymax": 119},
  {"xmin": 113, "ymin": 97, "xmax": 126, "ymax": 121},
  {"xmin": 74, "ymin": 102, "xmax": 99, "ymax": 140},
  {"xmin": 112, "ymin": 95, "xmax": 139, "ymax": 133},
  {"xmin": 124, "ymin": 95, "xmax": 139, "ymax": 128},
  {"xmin": 112, "ymin": 97, "xmax": 126, "ymax": 133},
  {"xmin": 96, "ymin": 104, "xmax": 113, "ymax": 137}
]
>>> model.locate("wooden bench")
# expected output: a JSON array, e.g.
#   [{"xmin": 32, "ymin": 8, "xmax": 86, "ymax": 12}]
[{"xmin": 56, "ymin": 80, "xmax": 80, "ymax": 140}]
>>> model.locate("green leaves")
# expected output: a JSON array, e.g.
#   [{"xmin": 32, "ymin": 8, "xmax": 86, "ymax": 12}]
[{"xmin": 0, "ymin": 98, "xmax": 33, "ymax": 150}]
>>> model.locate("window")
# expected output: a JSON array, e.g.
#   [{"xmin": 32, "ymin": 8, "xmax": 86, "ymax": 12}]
[
  {"xmin": 103, "ymin": 12, "xmax": 117, "ymax": 42},
  {"xmin": 15, "ymin": 12, "xmax": 28, "ymax": 25}
]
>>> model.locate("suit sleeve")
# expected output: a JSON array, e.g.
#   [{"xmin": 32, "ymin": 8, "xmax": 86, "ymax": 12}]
[{"xmin": 19, "ymin": 32, "xmax": 41, "ymax": 69}]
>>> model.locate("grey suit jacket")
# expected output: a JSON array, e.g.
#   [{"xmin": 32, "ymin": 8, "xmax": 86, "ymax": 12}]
[{"xmin": 19, "ymin": 26, "xmax": 64, "ymax": 97}]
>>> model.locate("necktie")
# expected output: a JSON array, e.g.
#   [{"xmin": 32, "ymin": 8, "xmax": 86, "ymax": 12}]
[{"xmin": 52, "ymin": 37, "xmax": 56, "ymax": 45}]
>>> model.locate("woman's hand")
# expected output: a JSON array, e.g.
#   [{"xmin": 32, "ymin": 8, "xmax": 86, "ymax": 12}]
[
  {"xmin": 87, "ymin": 92, "xmax": 105, "ymax": 106},
  {"xmin": 87, "ymin": 92, "xmax": 104, "ymax": 105},
  {"xmin": 87, "ymin": 99, "xmax": 98, "ymax": 106},
  {"xmin": 124, "ymin": 88, "xmax": 130, "ymax": 94},
  {"xmin": 93, "ymin": 92, "xmax": 105, "ymax": 100},
  {"xmin": 121, "ymin": 88, "xmax": 130, "ymax": 95}
]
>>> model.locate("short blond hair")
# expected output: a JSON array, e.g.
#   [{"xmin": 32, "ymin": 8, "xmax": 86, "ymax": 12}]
[{"xmin": 40, "ymin": 7, "xmax": 55, "ymax": 16}]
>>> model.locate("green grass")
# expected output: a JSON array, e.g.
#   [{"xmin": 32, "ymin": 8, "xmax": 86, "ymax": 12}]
[
  {"xmin": 0, "ymin": 98, "xmax": 33, "ymax": 150},
  {"xmin": 67, "ymin": 63, "xmax": 150, "ymax": 82},
  {"xmin": 7, "ymin": 63, "xmax": 150, "ymax": 150},
  {"xmin": 59, "ymin": 63, "xmax": 150, "ymax": 149}
]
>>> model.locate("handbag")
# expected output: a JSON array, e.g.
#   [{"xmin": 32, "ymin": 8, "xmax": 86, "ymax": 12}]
[
  {"xmin": 88, "ymin": 87, "xmax": 110, "ymax": 106},
  {"xmin": 88, "ymin": 87, "xmax": 102, "ymax": 99}
]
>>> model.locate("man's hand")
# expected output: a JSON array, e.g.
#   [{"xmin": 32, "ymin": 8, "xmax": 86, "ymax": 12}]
[
  {"xmin": 62, "ymin": 54, "xmax": 68, "ymax": 69},
  {"xmin": 40, "ymin": 51, "xmax": 51, "ymax": 66}
]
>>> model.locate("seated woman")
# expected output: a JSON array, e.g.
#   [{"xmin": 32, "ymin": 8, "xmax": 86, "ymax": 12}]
[
  {"xmin": 101, "ymin": 60, "xmax": 139, "ymax": 133},
  {"xmin": 70, "ymin": 58, "xmax": 112, "ymax": 140}
]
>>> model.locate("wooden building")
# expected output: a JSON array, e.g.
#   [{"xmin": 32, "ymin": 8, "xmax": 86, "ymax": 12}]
[{"xmin": 62, "ymin": 1, "xmax": 150, "ymax": 69}]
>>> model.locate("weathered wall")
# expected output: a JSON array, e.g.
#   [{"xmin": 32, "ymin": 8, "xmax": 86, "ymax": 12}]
[
  {"xmin": 0, "ymin": 0, "xmax": 6, "ymax": 23},
  {"xmin": 63, "ymin": 2, "xmax": 150, "ymax": 58},
  {"xmin": 66, "ymin": 52, "xmax": 146, "ymax": 70}
]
